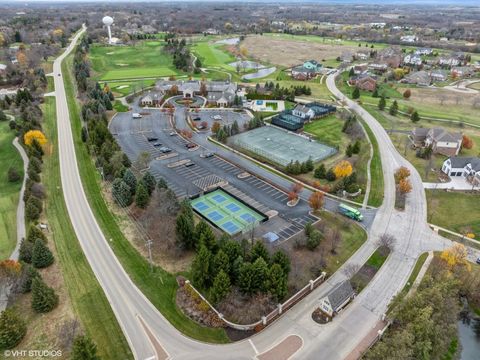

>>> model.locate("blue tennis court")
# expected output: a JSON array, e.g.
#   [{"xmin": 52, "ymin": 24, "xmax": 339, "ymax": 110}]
[
  {"xmin": 226, "ymin": 203, "xmax": 241, "ymax": 212},
  {"xmin": 190, "ymin": 189, "xmax": 267, "ymax": 235}
]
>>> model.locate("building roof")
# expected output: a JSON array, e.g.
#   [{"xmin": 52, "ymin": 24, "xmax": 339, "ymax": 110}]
[
  {"xmin": 326, "ymin": 281, "xmax": 355, "ymax": 311},
  {"xmin": 448, "ymin": 157, "xmax": 480, "ymax": 172},
  {"xmin": 428, "ymin": 128, "xmax": 462, "ymax": 143}
]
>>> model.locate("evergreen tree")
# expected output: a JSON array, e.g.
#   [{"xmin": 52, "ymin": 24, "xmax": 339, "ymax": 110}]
[
  {"xmin": 306, "ymin": 230, "xmax": 322, "ymax": 251},
  {"xmin": 372, "ymin": 88, "xmax": 379, "ymax": 98},
  {"xmin": 378, "ymin": 96, "xmax": 386, "ymax": 110},
  {"xmin": 251, "ymin": 257, "xmax": 269, "ymax": 292},
  {"xmin": 142, "ymin": 172, "xmax": 157, "ymax": 195},
  {"xmin": 135, "ymin": 181, "xmax": 149, "ymax": 209},
  {"xmin": 31, "ymin": 277, "xmax": 58, "ymax": 313},
  {"xmin": 175, "ymin": 213, "xmax": 195, "ymax": 249},
  {"xmin": 72, "ymin": 335, "xmax": 100, "ymax": 360},
  {"xmin": 352, "ymin": 140, "xmax": 361, "ymax": 154},
  {"xmin": 272, "ymin": 250, "xmax": 291, "ymax": 275},
  {"xmin": 210, "ymin": 270, "xmax": 231, "ymax": 305},
  {"xmin": 157, "ymin": 177, "xmax": 168, "ymax": 190},
  {"xmin": 20, "ymin": 264, "xmax": 40, "ymax": 293},
  {"xmin": 411, "ymin": 110, "xmax": 420, "ymax": 123},
  {"xmin": 191, "ymin": 245, "xmax": 212, "ymax": 289},
  {"xmin": 25, "ymin": 197, "xmax": 41, "ymax": 222},
  {"xmin": 0, "ymin": 308, "xmax": 27, "ymax": 350},
  {"xmin": 196, "ymin": 221, "xmax": 216, "ymax": 251},
  {"xmin": 111, "ymin": 178, "xmax": 132, "ymax": 207},
  {"xmin": 28, "ymin": 157, "xmax": 42, "ymax": 174},
  {"xmin": 19, "ymin": 240, "xmax": 33, "ymax": 263},
  {"xmin": 268, "ymin": 264, "xmax": 288, "ymax": 301},
  {"xmin": 26, "ymin": 224, "xmax": 47, "ymax": 243},
  {"xmin": 348, "ymin": 68, "xmax": 355, "ymax": 77},
  {"xmin": 231, "ymin": 120, "xmax": 239, "ymax": 135},
  {"xmin": 250, "ymin": 241, "xmax": 269, "ymax": 263},
  {"xmin": 221, "ymin": 240, "xmax": 242, "ymax": 265},
  {"xmin": 231, "ymin": 255, "xmax": 244, "ymax": 284},
  {"xmin": 352, "ymin": 87, "xmax": 360, "ymax": 99},
  {"xmin": 123, "ymin": 169, "xmax": 137, "ymax": 196},
  {"xmin": 32, "ymin": 239, "xmax": 54, "ymax": 269},
  {"xmin": 346, "ymin": 144, "xmax": 354, "ymax": 157},
  {"xmin": 305, "ymin": 156, "xmax": 314, "ymax": 172},
  {"xmin": 314, "ymin": 164, "xmax": 326, "ymax": 179},
  {"xmin": 213, "ymin": 249, "xmax": 230, "ymax": 275},
  {"xmin": 238, "ymin": 262, "xmax": 255, "ymax": 294},
  {"xmin": 389, "ymin": 100, "xmax": 399, "ymax": 116},
  {"xmin": 325, "ymin": 168, "xmax": 336, "ymax": 181}
]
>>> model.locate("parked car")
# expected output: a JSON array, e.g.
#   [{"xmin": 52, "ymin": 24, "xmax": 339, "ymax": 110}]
[
  {"xmin": 185, "ymin": 162, "xmax": 195, "ymax": 167},
  {"xmin": 213, "ymin": 115, "xmax": 222, "ymax": 120},
  {"xmin": 193, "ymin": 117, "xmax": 201, "ymax": 121},
  {"xmin": 476, "ymin": 257, "xmax": 480, "ymax": 265},
  {"xmin": 203, "ymin": 152, "xmax": 214, "ymax": 158},
  {"xmin": 169, "ymin": 131, "xmax": 177, "ymax": 136},
  {"xmin": 153, "ymin": 142, "xmax": 162, "ymax": 147},
  {"xmin": 132, "ymin": 113, "xmax": 142, "ymax": 119},
  {"xmin": 197, "ymin": 125, "xmax": 206, "ymax": 130},
  {"xmin": 147, "ymin": 137, "xmax": 158, "ymax": 142},
  {"xmin": 159, "ymin": 147, "xmax": 172, "ymax": 153},
  {"xmin": 186, "ymin": 143, "xmax": 196, "ymax": 149}
]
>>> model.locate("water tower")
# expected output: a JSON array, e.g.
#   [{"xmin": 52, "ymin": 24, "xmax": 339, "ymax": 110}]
[{"xmin": 102, "ymin": 16, "xmax": 114, "ymax": 44}]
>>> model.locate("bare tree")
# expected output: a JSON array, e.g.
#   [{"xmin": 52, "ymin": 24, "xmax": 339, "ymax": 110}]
[
  {"xmin": 343, "ymin": 263, "xmax": 360, "ymax": 279},
  {"xmin": 328, "ymin": 228, "xmax": 341, "ymax": 254},
  {"xmin": 377, "ymin": 233, "xmax": 396, "ymax": 251}
]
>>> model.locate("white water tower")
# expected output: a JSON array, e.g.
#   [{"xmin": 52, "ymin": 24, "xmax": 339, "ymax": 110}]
[{"xmin": 102, "ymin": 16, "xmax": 114, "ymax": 44}]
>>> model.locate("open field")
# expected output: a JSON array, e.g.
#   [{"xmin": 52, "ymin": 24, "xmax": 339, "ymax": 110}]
[
  {"xmin": 107, "ymin": 79, "xmax": 157, "ymax": 97},
  {"xmin": 467, "ymin": 82, "xmax": 480, "ymax": 90},
  {"xmin": 426, "ymin": 190, "xmax": 480, "ymax": 237},
  {"xmin": 303, "ymin": 114, "xmax": 346, "ymax": 148},
  {"xmin": 191, "ymin": 41, "xmax": 236, "ymax": 69},
  {"xmin": 41, "ymin": 82, "xmax": 133, "ymax": 359},
  {"xmin": 90, "ymin": 42, "xmax": 181, "ymax": 81},
  {"xmin": 0, "ymin": 121, "xmax": 23, "ymax": 259},
  {"xmin": 63, "ymin": 51, "xmax": 229, "ymax": 343},
  {"xmin": 242, "ymin": 35, "xmax": 362, "ymax": 68}
]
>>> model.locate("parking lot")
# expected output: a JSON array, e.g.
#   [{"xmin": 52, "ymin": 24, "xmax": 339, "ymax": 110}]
[
  {"xmin": 110, "ymin": 109, "xmax": 318, "ymax": 242},
  {"xmin": 190, "ymin": 109, "xmax": 251, "ymax": 132}
]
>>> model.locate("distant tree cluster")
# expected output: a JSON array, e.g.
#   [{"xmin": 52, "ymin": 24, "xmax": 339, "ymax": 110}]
[
  {"xmin": 247, "ymin": 82, "xmax": 311, "ymax": 102},
  {"xmin": 164, "ymin": 35, "xmax": 194, "ymax": 72},
  {"xmin": 284, "ymin": 157, "xmax": 314, "ymax": 175}
]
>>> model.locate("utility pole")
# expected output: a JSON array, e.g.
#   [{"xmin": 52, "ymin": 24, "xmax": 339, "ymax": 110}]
[{"xmin": 146, "ymin": 240, "xmax": 153, "ymax": 272}]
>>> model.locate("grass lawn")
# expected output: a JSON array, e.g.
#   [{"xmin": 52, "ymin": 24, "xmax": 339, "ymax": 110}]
[
  {"xmin": 402, "ymin": 252, "xmax": 429, "ymax": 295},
  {"xmin": 366, "ymin": 248, "xmax": 389, "ymax": 269},
  {"xmin": 467, "ymin": 82, "xmax": 480, "ymax": 90},
  {"xmin": 107, "ymin": 79, "xmax": 157, "ymax": 97},
  {"xmin": 90, "ymin": 42, "xmax": 181, "ymax": 81},
  {"xmin": 42, "ymin": 83, "xmax": 133, "ymax": 359},
  {"xmin": 426, "ymin": 190, "xmax": 480, "ymax": 237},
  {"xmin": 191, "ymin": 42, "xmax": 236, "ymax": 69},
  {"xmin": 303, "ymin": 114, "xmax": 345, "ymax": 148},
  {"xmin": 0, "ymin": 121, "xmax": 23, "ymax": 259},
  {"xmin": 113, "ymin": 100, "xmax": 129, "ymax": 112},
  {"xmin": 63, "ymin": 50, "xmax": 229, "ymax": 343},
  {"xmin": 320, "ymin": 211, "xmax": 368, "ymax": 275}
]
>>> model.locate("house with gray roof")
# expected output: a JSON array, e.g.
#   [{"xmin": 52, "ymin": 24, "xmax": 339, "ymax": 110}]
[
  {"xmin": 411, "ymin": 127, "xmax": 463, "ymax": 157},
  {"xmin": 403, "ymin": 70, "xmax": 431, "ymax": 86},
  {"xmin": 442, "ymin": 157, "xmax": 480, "ymax": 186},
  {"xmin": 319, "ymin": 281, "xmax": 355, "ymax": 318}
]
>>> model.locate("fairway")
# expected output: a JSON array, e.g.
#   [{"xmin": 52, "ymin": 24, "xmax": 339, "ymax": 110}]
[
  {"xmin": 191, "ymin": 189, "xmax": 266, "ymax": 235},
  {"xmin": 0, "ymin": 121, "xmax": 23, "ymax": 259},
  {"xmin": 90, "ymin": 41, "xmax": 181, "ymax": 81},
  {"xmin": 191, "ymin": 42, "xmax": 236, "ymax": 69}
]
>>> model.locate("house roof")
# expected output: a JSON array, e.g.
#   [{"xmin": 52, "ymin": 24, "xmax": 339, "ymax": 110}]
[
  {"xmin": 326, "ymin": 281, "xmax": 355, "ymax": 311},
  {"xmin": 448, "ymin": 157, "xmax": 480, "ymax": 172},
  {"xmin": 294, "ymin": 104, "xmax": 310, "ymax": 115},
  {"xmin": 428, "ymin": 128, "xmax": 462, "ymax": 143}
]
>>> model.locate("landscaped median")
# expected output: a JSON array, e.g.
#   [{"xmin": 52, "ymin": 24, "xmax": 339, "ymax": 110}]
[{"xmin": 62, "ymin": 44, "xmax": 229, "ymax": 344}]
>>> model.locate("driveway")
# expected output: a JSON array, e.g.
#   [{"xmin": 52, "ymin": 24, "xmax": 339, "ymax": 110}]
[{"xmin": 423, "ymin": 177, "xmax": 479, "ymax": 190}]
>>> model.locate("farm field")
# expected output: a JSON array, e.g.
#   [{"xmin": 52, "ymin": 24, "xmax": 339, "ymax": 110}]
[
  {"xmin": 426, "ymin": 190, "xmax": 480, "ymax": 237},
  {"xmin": 90, "ymin": 41, "xmax": 181, "ymax": 81},
  {"xmin": 0, "ymin": 121, "xmax": 23, "ymax": 259}
]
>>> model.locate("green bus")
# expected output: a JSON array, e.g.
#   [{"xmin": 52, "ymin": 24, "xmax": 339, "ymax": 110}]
[{"xmin": 338, "ymin": 203, "xmax": 363, "ymax": 222}]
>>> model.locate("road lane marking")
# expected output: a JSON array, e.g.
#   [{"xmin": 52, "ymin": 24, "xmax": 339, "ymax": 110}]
[{"xmin": 249, "ymin": 339, "xmax": 259, "ymax": 355}]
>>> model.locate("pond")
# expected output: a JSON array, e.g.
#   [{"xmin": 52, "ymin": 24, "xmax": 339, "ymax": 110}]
[
  {"xmin": 215, "ymin": 38, "xmax": 240, "ymax": 45},
  {"xmin": 228, "ymin": 60, "xmax": 265, "ymax": 70},
  {"xmin": 242, "ymin": 67, "xmax": 276, "ymax": 80},
  {"xmin": 458, "ymin": 306, "xmax": 480, "ymax": 360}
]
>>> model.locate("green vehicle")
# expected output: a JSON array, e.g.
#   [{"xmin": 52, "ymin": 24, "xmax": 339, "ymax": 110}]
[{"xmin": 338, "ymin": 203, "xmax": 363, "ymax": 222}]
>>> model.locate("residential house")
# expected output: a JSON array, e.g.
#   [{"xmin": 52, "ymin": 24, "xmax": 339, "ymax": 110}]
[
  {"xmin": 429, "ymin": 69, "xmax": 449, "ymax": 82},
  {"xmin": 415, "ymin": 48, "xmax": 433, "ymax": 56},
  {"xmin": 353, "ymin": 64, "xmax": 368, "ymax": 75},
  {"xmin": 376, "ymin": 47, "xmax": 403, "ymax": 68},
  {"xmin": 411, "ymin": 127, "xmax": 463, "ymax": 156},
  {"xmin": 442, "ymin": 157, "xmax": 480, "ymax": 186},
  {"xmin": 355, "ymin": 51, "xmax": 369, "ymax": 61},
  {"xmin": 368, "ymin": 63, "xmax": 388, "ymax": 73},
  {"xmin": 319, "ymin": 281, "xmax": 355, "ymax": 318},
  {"xmin": 403, "ymin": 54, "xmax": 423, "ymax": 67},
  {"xmin": 349, "ymin": 73, "xmax": 377, "ymax": 91},
  {"xmin": 291, "ymin": 61, "xmax": 320, "ymax": 80},
  {"xmin": 451, "ymin": 66, "xmax": 475, "ymax": 78},
  {"xmin": 400, "ymin": 35, "xmax": 418, "ymax": 43},
  {"xmin": 340, "ymin": 51, "xmax": 354, "ymax": 63},
  {"xmin": 140, "ymin": 92, "xmax": 163, "ymax": 107},
  {"xmin": 403, "ymin": 71, "xmax": 431, "ymax": 86},
  {"xmin": 439, "ymin": 56, "xmax": 462, "ymax": 68}
]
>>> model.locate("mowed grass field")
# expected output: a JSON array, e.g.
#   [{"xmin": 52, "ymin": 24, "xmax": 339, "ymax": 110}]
[
  {"xmin": 0, "ymin": 121, "xmax": 23, "ymax": 259},
  {"xmin": 303, "ymin": 115, "xmax": 345, "ymax": 148},
  {"xmin": 191, "ymin": 42, "xmax": 236, "ymax": 69},
  {"xmin": 426, "ymin": 190, "xmax": 480, "ymax": 237},
  {"xmin": 90, "ymin": 41, "xmax": 181, "ymax": 81}
]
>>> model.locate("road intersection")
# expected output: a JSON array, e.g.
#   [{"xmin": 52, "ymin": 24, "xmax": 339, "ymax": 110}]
[{"xmin": 54, "ymin": 27, "xmax": 479, "ymax": 360}]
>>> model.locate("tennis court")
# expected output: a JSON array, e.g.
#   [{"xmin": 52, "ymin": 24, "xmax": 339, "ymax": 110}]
[
  {"xmin": 191, "ymin": 189, "xmax": 266, "ymax": 235},
  {"xmin": 230, "ymin": 125, "xmax": 337, "ymax": 166}
]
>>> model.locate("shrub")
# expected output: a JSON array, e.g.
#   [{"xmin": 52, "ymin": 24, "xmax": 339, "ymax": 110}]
[
  {"xmin": 7, "ymin": 168, "xmax": 21, "ymax": 183},
  {"xmin": 71, "ymin": 335, "xmax": 99, "ymax": 360},
  {"xmin": 0, "ymin": 308, "xmax": 27, "ymax": 350},
  {"xmin": 32, "ymin": 239, "xmax": 54, "ymax": 268},
  {"xmin": 31, "ymin": 277, "xmax": 58, "ymax": 313}
]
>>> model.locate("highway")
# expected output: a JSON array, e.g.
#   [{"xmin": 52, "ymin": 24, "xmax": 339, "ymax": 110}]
[{"xmin": 55, "ymin": 28, "xmax": 479, "ymax": 360}]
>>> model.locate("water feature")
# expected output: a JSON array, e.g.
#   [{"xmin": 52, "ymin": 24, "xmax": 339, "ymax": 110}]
[
  {"xmin": 458, "ymin": 299, "xmax": 480, "ymax": 360},
  {"xmin": 242, "ymin": 67, "xmax": 276, "ymax": 80}
]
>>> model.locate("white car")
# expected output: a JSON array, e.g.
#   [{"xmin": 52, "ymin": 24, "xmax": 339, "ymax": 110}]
[
  {"xmin": 213, "ymin": 115, "xmax": 222, "ymax": 120},
  {"xmin": 132, "ymin": 113, "xmax": 142, "ymax": 119}
]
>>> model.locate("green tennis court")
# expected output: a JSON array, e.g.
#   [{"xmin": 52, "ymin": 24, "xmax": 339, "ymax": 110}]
[{"xmin": 191, "ymin": 189, "xmax": 266, "ymax": 235}]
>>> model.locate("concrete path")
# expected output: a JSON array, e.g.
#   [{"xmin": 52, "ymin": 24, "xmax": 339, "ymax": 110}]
[
  {"xmin": 423, "ymin": 178, "xmax": 479, "ymax": 190},
  {"xmin": 444, "ymin": 79, "xmax": 480, "ymax": 94},
  {"xmin": 10, "ymin": 137, "xmax": 29, "ymax": 260},
  {"xmin": 406, "ymin": 251, "xmax": 434, "ymax": 297}
]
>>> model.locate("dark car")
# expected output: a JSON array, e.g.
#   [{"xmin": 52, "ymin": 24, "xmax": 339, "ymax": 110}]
[
  {"xmin": 476, "ymin": 257, "xmax": 480, "ymax": 265},
  {"xmin": 203, "ymin": 152, "xmax": 214, "ymax": 158},
  {"xmin": 159, "ymin": 147, "xmax": 171, "ymax": 153},
  {"xmin": 186, "ymin": 143, "xmax": 196, "ymax": 149},
  {"xmin": 147, "ymin": 137, "xmax": 158, "ymax": 142},
  {"xmin": 185, "ymin": 162, "xmax": 195, "ymax": 167},
  {"xmin": 193, "ymin": 117, "xmax": 201, "ymax": 121},
  {"xmin": 153, "ymin": 142, "xmax": 162, "ymax": 147}
]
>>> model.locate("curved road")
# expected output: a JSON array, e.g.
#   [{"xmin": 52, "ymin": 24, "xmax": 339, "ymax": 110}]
[{"xmin": 56, "ymin": 28, "xmax": 477, "ymax": 360}]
